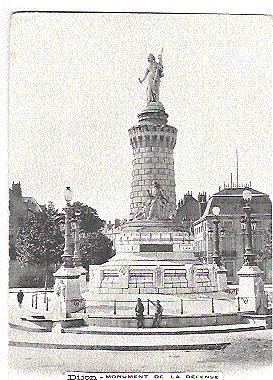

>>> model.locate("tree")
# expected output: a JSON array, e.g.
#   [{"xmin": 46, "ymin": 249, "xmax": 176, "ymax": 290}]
[
  {"xmin": 73, "ymin": 201, "xmax": 104, "ymax": 233},
  {"xmin": 80, "ymin": 231, "xmax": 115, "ymax": 267},
  {"xmin": 72, "ymin": 201, "xmax": 115, "ymax": 268},
  {"xmin": 15, "ymin": 200, "xmax": 115, "ymax": 286},
  {"xmin": 15, "ymin": 202, "xmax": 64, "ymax": 288}
]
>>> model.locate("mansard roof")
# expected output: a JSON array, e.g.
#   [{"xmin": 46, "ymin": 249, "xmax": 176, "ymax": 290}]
[{"xmin": 193, "ymin": 187, "xmax": 271, "ymax": 224}]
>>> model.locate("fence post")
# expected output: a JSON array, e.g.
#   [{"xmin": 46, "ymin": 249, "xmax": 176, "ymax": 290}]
[
  {"xmin": 211, "ymin": 298, "xmax": 215, "ymax": 313},
  {"xmin": 35, "ymin": 294, "xmax": 38, "ymax": 309},
  {"xmin": 113, "ymin": 300, "xmax": 117, "ymax": 316},
  {"xmin": 237, "ymin": 297, "xmax": 240, "ymax": 312},
  {"xmin": 180, "ymin": 299, "xmax": 183, "ymax": 315},
  {"xmin": 147, "ymin": 300, "xmax": 150, "ymax": 316},
  {"xmin": 44, "ymin": 292, "xmax": 47, "ymax": 303},
  {"xmin": 32, "ymin": 295, "xmax": 34, "ymax": 308},
  {"xmin": 46, "ymin": 297, "xmax": 49, "ymax": 311}
]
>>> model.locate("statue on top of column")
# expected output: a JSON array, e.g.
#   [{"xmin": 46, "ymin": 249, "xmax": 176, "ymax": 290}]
[{"xmin": 138, "ymin": 49, "xmax": 164, "ymax": 104}]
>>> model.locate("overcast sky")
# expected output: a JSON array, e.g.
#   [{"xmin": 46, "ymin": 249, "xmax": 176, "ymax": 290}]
[{"xmin": 8, "ymin": 13, "xmax": 272, "ymax": 221}]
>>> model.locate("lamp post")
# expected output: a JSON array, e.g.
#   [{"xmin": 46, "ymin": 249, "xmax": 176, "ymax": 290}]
[
  {"xmin": 207, "ymin": 206, "xmax": 227, "ymax": 291},
  {"xmin": 241, "ymin": 189, "xmax": 256, "ymax": 266},
  {"xmin": 62, "ymin": 186, "xmax": 74, "ymax": 268},
  {"xmin": 72, "ymin": 210, "xmax": 82, "ymax": 266},
  {"xmin": 237, "ymin": 188, "xmax": 267, "ymax": 314},
  {"xmin": 210, "ymin": 206, "xmax": 225, "ymax": 267},
  {"xmin": 53, "ymin": 187, "xmax": 86, "ymax": 320}
]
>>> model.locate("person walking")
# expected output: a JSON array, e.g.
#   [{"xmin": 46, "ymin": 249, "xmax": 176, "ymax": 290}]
[
  {"xmin": 151, "ymin": 300, "xmax": 163, "ymax": 328},
  {"xmin": 135, "ymin": 298, "xmax": 144, "ymax": 328},
  {"xmin": 17, "ymin": 290, "xmax": 24, "ymax": 308}
]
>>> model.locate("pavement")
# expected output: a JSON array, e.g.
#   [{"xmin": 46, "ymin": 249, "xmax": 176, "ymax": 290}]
[
  {"xmin": 8, "ymin": 289, "xmax": 273, "ymax": 380},
  {"xmin": 8, "ymin": 331, "xmax": 273, "ymax": 380}
]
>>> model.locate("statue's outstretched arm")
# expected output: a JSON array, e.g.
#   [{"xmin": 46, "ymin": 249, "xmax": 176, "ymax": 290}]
[{"xmin": 138, "ymin": 68, "xmax": 149, "ymax": 84}]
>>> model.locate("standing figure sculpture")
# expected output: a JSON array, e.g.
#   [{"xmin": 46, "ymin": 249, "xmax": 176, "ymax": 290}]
[
  {"xmin": 138, "ymin": 50, "xmax": 164, "ymax": 104},
  {"xmin": 146, "ymin": 181, "xmax": 169, "ymax": 220}
]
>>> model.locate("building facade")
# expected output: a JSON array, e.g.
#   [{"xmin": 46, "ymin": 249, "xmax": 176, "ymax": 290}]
[
  {"xmin": 9, "ymin": 182, "xmax": 42, "ymax": 245},
  {"xmin": 9, "ymin": 182, "xmax": 44, "ymax": 287},
  {"xmin": 174, "ymin": 191, "xmax": 207, "ymax": 233},
  {"xmin": 192, "ymin": 186, "xmax": 272, "ymax": 284}
]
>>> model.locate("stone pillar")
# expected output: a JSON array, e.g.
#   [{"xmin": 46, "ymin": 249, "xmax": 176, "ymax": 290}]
[
  {"xmin": 53, "ymin": 266, "xmax": 85, "ymax": 317},
  {"xmin": 216, "ymin": 266, "xmax": 228, "ymax": 291},
  {"xmin": 237, "ymin": 265, "xmax": 268, "ymax": 313},
  {"xmin": 129, "ymin": 102, "xmax": 177, "ymax": 220}
]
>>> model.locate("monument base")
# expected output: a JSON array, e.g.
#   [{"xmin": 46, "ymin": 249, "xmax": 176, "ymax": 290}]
[
  {"xmin": 53, "ymin": 265, "xmax": 86, "ymax": 317},
  {"xmin": 216, "ymin": 265, "xmax": 228, "ymax": 291},
  {"xmin": 89, "ymin": 260, "xmax": 222, "ymax": 295},
  {"xmin": 91, "ymin": 220, "xmax": 227, "ymax": 295},
  {"xmin": 237, "ymin": 264, "xmax": 268, "ymax": 314}
]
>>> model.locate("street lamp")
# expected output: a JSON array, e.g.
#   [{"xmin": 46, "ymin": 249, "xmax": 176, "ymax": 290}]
[
  {"xmin": 241, "ymin": 188, "xmax": 255, "ymax": 266},
  {"xmin": 64, "ymin": 186, "xmax": 73, "ymax": 204},
  {"xmin": 211, "ymin": 206, "xmax": 225, "ymax": 267},
  {"xmin": 73, "ymin": 210, "xmax": 82, "ymax": 267},
  {"xmin": 62, "ymin": 187, "xmax": 74, "ymax": 268}
]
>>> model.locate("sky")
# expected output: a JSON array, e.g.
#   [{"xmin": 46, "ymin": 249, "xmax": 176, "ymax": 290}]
[{"xmin": 8, "ymin": 12, "xmax": 272, "ymax": 221}]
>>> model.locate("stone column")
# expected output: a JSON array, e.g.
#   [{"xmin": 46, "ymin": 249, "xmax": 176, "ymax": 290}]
[{"xmin": 129, "ymin": 102, "xmax": 177, "ymax": 220}]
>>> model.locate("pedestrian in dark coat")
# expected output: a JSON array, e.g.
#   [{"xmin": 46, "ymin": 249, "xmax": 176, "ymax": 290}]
[
  {"xmin": 151, "ymin": 300, "xmax": 163, "ymax": 328},
  {"xmin": 17, "ymin": 290, "xmax": 24, "ymax": 308},
  {"xmin": 135, "ymin": 298, "xmax": 145, "ymax": 328}
]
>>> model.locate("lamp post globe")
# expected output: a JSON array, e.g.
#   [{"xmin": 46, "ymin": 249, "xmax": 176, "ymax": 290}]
[
  {"xmin": 242, "ymin": 189, "xmax": 252, "ymax": 202},
  {"xmin": 212, "ymin": 206, "xmax": 220, "ymax": 216},
  {"xmin": 64, "ymin": 186, "xmax": 73, "ymax": 204}
]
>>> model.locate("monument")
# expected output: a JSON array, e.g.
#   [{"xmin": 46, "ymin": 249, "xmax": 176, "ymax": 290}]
[{"xmin": 90, "ymin": 52, "xmax": 225, "ymax": 295}]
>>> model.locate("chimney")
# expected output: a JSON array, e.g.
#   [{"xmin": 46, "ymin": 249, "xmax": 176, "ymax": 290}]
[
  {"xmin": 12, "ymin": 182, "xmax": 22, "ymax": 199},
  {"xmin": 198, "ymin": 192, "xmax": 207, "ymax": 217}
]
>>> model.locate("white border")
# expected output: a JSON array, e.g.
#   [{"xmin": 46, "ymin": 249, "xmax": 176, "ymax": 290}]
[{"xmin": 1, "ymin": 1, "xmax": 272, "ymax": 380}]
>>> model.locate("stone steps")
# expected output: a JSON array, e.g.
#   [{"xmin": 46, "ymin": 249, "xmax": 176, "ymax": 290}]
[{"xmin": 64, "ymin": 322, "xmax": 266, "ymax": 335}]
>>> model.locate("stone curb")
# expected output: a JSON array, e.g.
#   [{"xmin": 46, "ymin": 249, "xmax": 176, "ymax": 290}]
[
  {"xmin": 9, "ymin": 341, "xmax": 230, "ymax": 351},
  {"xmin": 63, "ymin": 325, "xmax": 265, "ymax": 335}
]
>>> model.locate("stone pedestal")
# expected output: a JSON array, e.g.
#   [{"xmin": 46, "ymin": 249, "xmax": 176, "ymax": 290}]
[
  {"xmin": 53, "ymin": 266, "xmax": 86, "ymax": 318},
  {"xmin": 216, "ymin": 265, "xmax": 228, "ymax": 291},
  {"xmin": 237, "ymin": 265, "xmax": 268, "ymax": 313},
  {"xmin": 76, "ymin": 266, "xmax": 88, "ymax": 293},
  {"xmin": 89, "ymin": 222, "xmax": 219, "ymax": 295}
]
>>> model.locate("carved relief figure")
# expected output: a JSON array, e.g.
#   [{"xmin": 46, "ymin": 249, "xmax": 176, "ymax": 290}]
[{"xmin": 146, "ymin": 180, "xmax": 169, "ymax": 220}]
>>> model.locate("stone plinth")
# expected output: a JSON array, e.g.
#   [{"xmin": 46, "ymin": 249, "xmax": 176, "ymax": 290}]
[
  {"xmin": 129, "ymin": 102, "xmax": 177, "ymax": 220},
  {"xmin": 216, "ymin": 265, "xmax": 228, "ymax": 291},
  {"xmin": 53, "ymin": 266, "xmax": 86, "ymax": 318},
  {"xmin": 89, "ymin": 259, "xmax": 219, "ymax": 295},
  {"xmin": 237, "ymin": 265, "xmax": 268, "ymax": 313},
  {"xmin": 89, "ymin": 220, "xmax": 219, "ymax": 295}
]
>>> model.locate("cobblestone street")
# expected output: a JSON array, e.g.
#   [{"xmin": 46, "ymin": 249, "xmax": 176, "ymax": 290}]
[{"xmin": 9, "ymin": 331, "xmax": 272, "ymax": 380}]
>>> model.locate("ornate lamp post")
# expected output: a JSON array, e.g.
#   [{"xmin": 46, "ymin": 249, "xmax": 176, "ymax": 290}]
[
  {"xmin": 240, "ymin": 189, "xmax": 256, "ymax": 266},
  {"xmin": 207, "ymin": 206, "xmax": 227, "ymax": 291},
  {"xmin": 210, "ymin": 206, "xmax": 225, "ymax": 267},
  {"xmin": 237, "ymin": 188, "xmax": 267, "ymax": 313},
  {"xmin": 53, "ymin": 187, "xmax": 86, "ymax": 320},
  {"xmin": 72, "ymin": 209, "xmax": 81, "ymax": 266},
  {"xmin": 62, "ymin": 187, "xmax": 74, "ymax": 267},
  {"xmin": 72, "ymin": 210, "xmax": 88, "ymax": 290}
]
